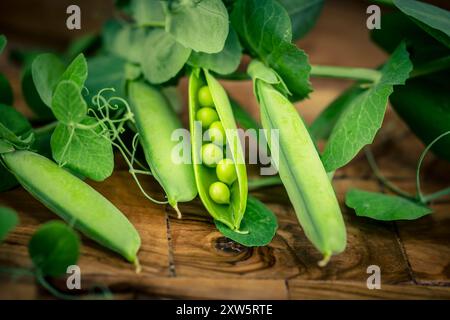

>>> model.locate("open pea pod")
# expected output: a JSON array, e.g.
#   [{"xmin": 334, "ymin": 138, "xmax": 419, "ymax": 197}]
[{"xmin": 188, "ymin": 69, "xmax": 248, "ymax": 230}]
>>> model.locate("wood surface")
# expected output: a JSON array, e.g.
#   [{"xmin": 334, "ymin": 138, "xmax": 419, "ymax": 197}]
[{"xmin": 0, "ymin": 0, "xmax": 449, "ymax": 299}]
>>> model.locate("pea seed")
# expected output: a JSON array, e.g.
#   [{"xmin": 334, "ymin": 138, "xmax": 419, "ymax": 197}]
[
  {"xmin": 209, "ymin": 181, "xmax": 230, "ymax": 204},
  {"xmin": 201, "ymin": 143, "xmax": 223, "ymax": 167},
  {"xmin": 198, "ymin": 85, "xmax": 214, "ymax": 108},
  {"xmin": 196, "ymin": 107, "xmax": 219, "ymax": 129},
  {"xmin": 208, "ymin": 121, "xmax": 226, "ymax": 145},
  {"xmin": 216, "ymin": 158, "xmax": 237, "ymax": 185}
]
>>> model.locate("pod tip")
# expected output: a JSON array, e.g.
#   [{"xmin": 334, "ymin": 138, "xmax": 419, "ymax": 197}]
[
  {"xmin": 134, "ymin": 258, "xmax": 142, "ymax": 274},
  {"xmin": 318, "ymin": 253, "xmax": 331, "ymax": 267},
  {"xmin": 173, "ymin": 204, "xmax": 182, "ymax": 219}
]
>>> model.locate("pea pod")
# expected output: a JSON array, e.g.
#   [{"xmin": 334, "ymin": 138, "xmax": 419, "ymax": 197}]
[
  {"xmin": 128, "ymin": 81, "xmax": 197, "ymax": 215},
  {"xmin": 250, "ymin": 62, "xmax": 346, "ymax": 264},
  {"xmin": 188, "ymin": 69, "xmax": 248, "ymax": 230},
  {"xmin": 1, "ymin": 150, "xmax": 141, "ymax": 264}
]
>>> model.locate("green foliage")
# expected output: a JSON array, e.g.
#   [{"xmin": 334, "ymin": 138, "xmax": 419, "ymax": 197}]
[
  {"xmin": 164, "ymin": 0, "xmax": 229, "ymax": 54},
  {"xmin": 231, "ymin": 0, "xmax": 312, "ymax": 99},
  {"xmin": 141, "ymin": 29, "xmax": 191, "ymax": 84},
  {"xmin": 394, "ymin": 0, "xmax": 450, "ymax": 48},
  {"xmin": 28, "ymin": 221, "xmax": 80, "ymax": 277},
  {"xmin": 51, "ymin": 80, "xmax": 87, "ymax": 124},
  {"xmin": 321, "ymin": 43, "xmax": 413, "ymax": 172},
  {"xmin": 0, "ymin": 74, "xmax": 13, "ymax": 106},
  {"xmin": 215, "ymin": 196, "xmax": 278, "ymax": 246},
  {"xmin": 51, "ymin": 118, "xmax": 114, "ymax": 182},
  {"xmin": 130, "ymin": 0, "xmax": 165, "ymax": 26},
  {"xmin": 188, "ymin": 27, "xmax": 242, "ymax": 75},
  {"xmin": 0, "ymin": 34, "xmax": 6, "ymax": 55},
  {"xmin": 0, "ymin": 207, "xmax": 19, "ymax": 243},
  {"xmin": 278, "ymin": 0, "xmax": 324, "ymax": 40},
  {"xmin": 0, "ymin": 104, "xmax": 34, "ymax": 149},
  {"xmin": 346, "ymin": 189, "xmax": 431, "ymax": 221},
  {"xmin": 32, "ymin": 54, "xmax": 65, "ymax": 107}
]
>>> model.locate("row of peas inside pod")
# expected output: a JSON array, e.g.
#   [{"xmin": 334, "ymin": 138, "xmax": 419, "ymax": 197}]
[{"xmin": 196, "ymin": 86, "xmax": 238, "ymax": 205}]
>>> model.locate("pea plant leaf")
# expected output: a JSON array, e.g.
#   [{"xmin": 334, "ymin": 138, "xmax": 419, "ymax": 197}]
[
  {"xmin": 51, "ymin": 80, "xmax": 87, "ymax": 125},
  {"xmin": 188, "ymin": 27, "xmax": 242, "ymax": 75},
  {"xmin": 59, "ymin": 53, "xmax": 88, "ymax": 88},
  {"xmin": 141, "ymin": 29, "xmax": 191, "ymax": 84},
  {"xmin": 32, "ymin": 53, "xmax": 65, "ymax": 107},
  {"xmin": 215, "ymin": 196, "xmax": 278, "ymax": 247},
  {"xmin": 278, "ymin": 0, "xmax": 324, "ymax": 40},
  {"xmin": 346, "ymin": 189, "xmax": 432, "ymax": 221},
  {"xmin": 85, "ymin": 55, "xmax": 128, "ymax": 103},
  {"xmin": 22, "ymin": 63, "xmax": 54, "ymax": 120},
  {"xmin": 28, "ymin": 221, "xmax": 80, "ymax": 277},
  {"xmin": 164, "ymin": 0, "xmax": 229, "ymax": 54},
  {"xmin": 103, "ymin": 21, "xmax": 148, "ymax": 63},
  {"xmin": 0, "ymin": 207, "xmax": 19, "ymax": 243},
  {"xmin": 231, "ymin": 0, "xmax": 312, "ymax": 99},
  {"xmin": 0, "ymin": 164, "xmax": 18, "ymax": 192},
  {"xmin": 310, "ymin": 85, "xmax": 366, "ymax": 142},
  {"xmin": 0, "ymin": 73, "xmax": 13, "ymax": 105},
  {"xmin": 321, "ymin": 42, "xmax": 413, "ymax": 172},
  {"xmin": 130, "ymin": 0, "xmax": 165, "ymax": 26},
  {"xmin": 0, "ymin": 104, "xmax": 34, "ymax": 148},
  {"xmin": 371, "ymin": 12, "xmax": 448, "ymax": 65},
  {"xmin": 0, "ymin": 34, "xmax": 6, "ymax": 55},
  {"xmin": 51, "ymin": 117, "xmax": 114, "ymax": 182},
  {"xmin": 394, "ymin": 0, "xmax": 450, "ymax": 48}
]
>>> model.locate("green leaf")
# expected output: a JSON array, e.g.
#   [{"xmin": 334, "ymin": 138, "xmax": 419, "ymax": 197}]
[
  {"xmin": 85, "ymin": 55, "xmax": 128, "ymax": 103},
  {"xmin": 32, "ymin": 54, "xmax": 65, "ymax": 108},
  {"xmin": 0, "ymin": 104, "xmax": 34, "ymax": 148},
  {"xmin": 187, "ymin": 27, "xmax": 242, "ymax": 75},
  {"xmin": 0, "ymin": 207, "xmax": 18, "ymax": 243},
  {"xmin": 278, "ymin": 0, "xmax": 324, "ymax": 40},
  {"xmin": 0, "ymin": 73, "xmax": 13, "ymax": 105},
  {"xmin": 310, "ymin": 85, "xmax": 366, "ymax": 141},
  {"xmin": 28, "ymin": 221, "xmax": 80, "ymax": 277},
  {"xmin": 103, "ymin": 20, "xmax": 148, "ymax": 63},
  {"xmin": 322, "ymin": 43, "xmax": 413, "ymax": 172},
  {"xmin": 371, "ymin": 12, "xmax": 448, "ymax": 65},
  {"xmin": 165, "ymin": 0, "xmax": 229, "ymax": 54},
  {"xmin": 231, "ymin": 0, "xmax": 312, "ymax": 99},
  {"xmin": 346, "ymin": 189, "xmax": 432, "ymax": 221},
  {"xmin": 59, "ymin": 53, "xmax": 88, "ymax": 88},
  {"xmin": 390, "ymin": 78, "xmax": 450, "ymax": 162},
  {"xmin": 64, "ymin": 34, "xmax": 99, "ymax": 62},
  {"xmin": 0, "ymin": 34, "xmax": 6, "ymax": 55},
  {"xmin": 131, "ymin": 0, "xmax": 165, "ymax": 26},
  {"xmin": 141, "ymin": 29, "xmax": 191, "ymax": 84},
  {"xmin": 51, "ymin": 80, "xmax": 87, "ymax": 125},
  {"xmin": 21, "ymin": 64, "xmax": 54, "ymax": 120},
  {"xmin": 215, "ymin": 196, "xmax": 278, "ymax": 247},
  {"xmin": 51, "ymin": 118, "xmax": 114, "ymax": 181},
  {"xmin": 394, "ymin": 0, "xmax": 450, "ymax": 48},
  {"xmin": 230, "ymin": 98, "xmax": 261, "ymax": 132},
  {"xmin": 0, "ymin": 163, "xmax": 18, "ymax": 192}
]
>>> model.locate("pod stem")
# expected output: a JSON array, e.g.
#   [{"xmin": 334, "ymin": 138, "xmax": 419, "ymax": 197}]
[
  {"xmin": 173, "ymin": 204, "xmax": 182, "ymax": 219},
  {"xmin": 134, "ymin": 258, "xmax": 142, "ymax": 274},
  {"xmin": 318, "ymin": 253, "xmax": 331, "ymax": 267},
  {"xmin": 233, "ymin": 228, "xmax": 249, "ymax": 235}
]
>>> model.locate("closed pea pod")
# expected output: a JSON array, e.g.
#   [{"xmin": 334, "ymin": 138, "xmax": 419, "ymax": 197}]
[
  {"xmin": 189, "ymin": 69, "xmax": 247, "ymax": 231},
  {"xmin": 128, "ymin": 82, "xmax": 197, "ymax": 217},
  {"xmin": 249, "ymin": 61, "xmax": 346, "ymax": 264},
  {"xmin": 2, "ymin": 150, "xmax": 141, "ymax": 264}
]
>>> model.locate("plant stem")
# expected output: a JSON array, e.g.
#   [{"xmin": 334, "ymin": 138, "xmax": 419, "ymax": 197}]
[
  {"xmin": 310, "ymin": 65, "xmax": 382, "ymax": 82},
  {"xmin": 364, "ymin": 148, "xmax": 415, "ymax": 199},
  {"xmin": 248, "ymin": 176, "xmax": 282, "ymax": 191},
  {"xmin": 34, "ymin": 121, "xmax": 58, "ymax": 135},
  {"xmin": 411, "ymin": 55, "xmax": 450, "ymax": 78},
  {"xmin": 422, "ymin": 187, "xmax": 450, "ymax": 203}
]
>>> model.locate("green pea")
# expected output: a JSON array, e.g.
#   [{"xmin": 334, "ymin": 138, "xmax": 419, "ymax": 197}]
[
  {"xmin": 196, "ymin": 107, "xmax": 219, "ymax": 129},
  {"xmin": 201, "ymin": 143, "xmax": 223, "ymax": 167},
  {"xmin": 2, "ymin": 150, "xmax": 141, "ymax": 264},
  {"xmin": 208, "ymin": 121, "xmax": 226, "ymax": 145},
  {"xmin": 198, "ymin": 85, "xmax": 214, "ymax": 108},
  {"xmin": 216, "ymin": 158, "xmax": 237, "ymax": 185},
  {"xmin": 209, "ymin": 181, "xmax": 230, "ymax": 204}
]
